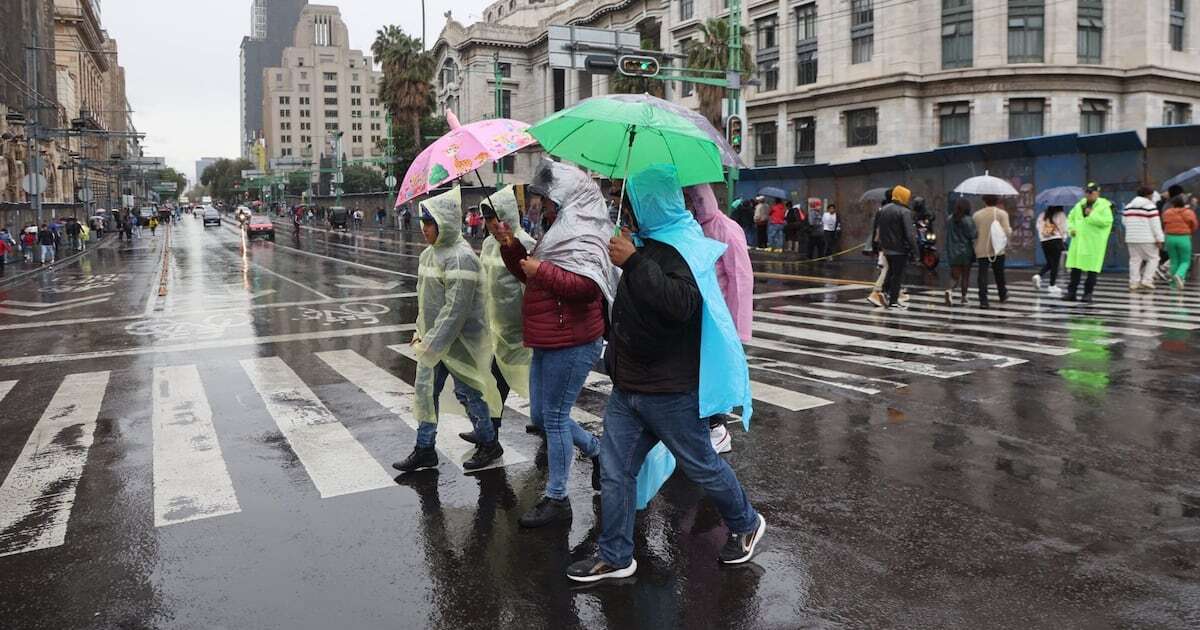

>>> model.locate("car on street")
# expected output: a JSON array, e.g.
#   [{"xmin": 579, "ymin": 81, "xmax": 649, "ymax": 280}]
[
  {"xmin": 202, "ymin": 207, "xmax": 221, "ymax": 227},
  {"xmin": 329, "ymin": 206, "xmax": 349, "ymax": 231},
  {"xmin": 246, "ymin": 214, "xmax": 275, "ymax": 240}
]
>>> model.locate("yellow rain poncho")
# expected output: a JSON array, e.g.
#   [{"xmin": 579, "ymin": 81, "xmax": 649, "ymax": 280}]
[
  {"xmin": 479, "ymin": 185, "xmax": 535, "ymax": 399},
  {"xmin": 413, "ymin": 186, "xmax": 502, "ymax": 423}
]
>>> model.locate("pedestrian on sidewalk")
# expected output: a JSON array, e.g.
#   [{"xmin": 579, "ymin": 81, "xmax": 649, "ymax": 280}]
[
  {"xmin": 65, "ymin": 218, "xmax": 82, "ymax": 252},
  {"xmin": 753, "ymin": 196, "xmax": 769, "ymax": 250},
  {"xmin": 567, "ymin": 164, "xmax": 762, "ymax": 584},
  {"xmin": 944, "ymin": 197, "xmax": 978, "ymax": 306},
  {"xmin": 392, "ymin": 186, "xmax": 505, "ymax": 474},
  {"xmin": 784, "ymin": 202, "xmax": 806, "ymax": 253},
  {"xmin": 973, "ymin": 195, "xmax": 1013, "ymax": 309},
  {"xmin": 687, "ymin": 183, "xmax": 754, "ymax": 454},
  {"xmin": 20, "ymin": 226, "xmax": 36, "ymax": 261},
  {"xmin": 37, "ymin": 223, "xmax": 56, "ymax": 265},
  {"xmin": 807, "ymin": 201, "xmax": 825, "ymax": 259},
  {"xmin": 766, "ymin": 196, "xmax": 787, "ymax": 252},
  {"xmin": 1033, "ymin": 205, "xmax": 1068, "ymax": 295},
  {"xmin": 732, "ymin": 198, "xmax": 755, "ymax": 248},
  {"xmin": 1065, "ymin": 183, "xmax": 1114, "ymax": 303},
  {"xmin": 875, "ymin": 186, "xmax": 918, "ymax": 309},
  {"xmin": 0, "ymin": 228, "xmax": 13, "ymax": 274},
  {"xmin": 148, "ymin": 216, "xmax": 159, "ymax": 237},
  {"xmin": 499, "ymin": 160, "xmax": 618, "ymax": 528},
  {"xmin": 1123, "ymin": 187, "xmax": 1164, "ymax": 291},
  {"xmin": 1162, "ymin": 195, "xmax": 1198, "ymax": 289},
  {"xmin": 822, "ymin": 204, "xmax": 842, "ymax": 257}
]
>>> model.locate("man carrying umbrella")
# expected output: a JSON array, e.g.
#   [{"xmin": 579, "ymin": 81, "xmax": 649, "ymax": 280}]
[{"xmin": 1064, "ymin": 183, "xmax": 1114, "ymax": 303}]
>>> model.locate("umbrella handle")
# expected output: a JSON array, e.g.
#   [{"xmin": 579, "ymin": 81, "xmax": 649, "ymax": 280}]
[{"xmin": 613, "ymin": 126, "xmax": 637, "ymax": 237}]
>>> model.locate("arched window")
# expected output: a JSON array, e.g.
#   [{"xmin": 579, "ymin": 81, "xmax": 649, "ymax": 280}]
[{"xmin": 439, "ymin": 59, "xmax": 458, "ymax": 89}]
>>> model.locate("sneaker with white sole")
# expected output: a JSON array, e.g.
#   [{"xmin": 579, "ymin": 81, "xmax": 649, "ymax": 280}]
[
  {"xmin": 710, "ymin": 424, "xmax": 732, "ymax": 454},
  {"xmin": 566, "ymin": 557, "xmax": 638, "ymax": 583},
  {"xmin": 1047, "ymin": 286, "xmax": 1063, "ymax": 298},
  {"xmin": 867, "ymin": 291, "xmax": 885, "ymax": 308},
  {"xmin": 1032, "ymin": 274, "xmax": 1042, "ymax": 289},
  {"xmin": 719, "ymin": 514, "xmax": 767, "ymax": 564}
]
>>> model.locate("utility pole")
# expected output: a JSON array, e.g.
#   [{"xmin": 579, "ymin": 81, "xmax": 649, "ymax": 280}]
[
  {"xmin": 725, "ymin": 0, "xmax": 742, "ymax": 210},
  {"xmin": 493, "ymin": 51, "xmax": 504, "ymax": 186},
  {"xmin": 25, "ymin": 7, "xmax": 44, "ymax": 225},
  {"xmin": 334, "ymin": 131, "xmax": 344, "ymax": 207}
]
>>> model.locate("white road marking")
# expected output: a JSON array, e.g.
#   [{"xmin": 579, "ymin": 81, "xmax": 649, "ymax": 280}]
[
  {"xmin": 0, "ymin": 323, "xmax": 417, "ymax": 368},
  {"xmin": 0, "ymin": 371, "xmax": 110, "ymax": 557},
  {"xmin": 943, "ymin": 291, "xmax": 1200, "ymax": 324},
  {"xmin": 744, "ymin": 337, "xmax": 970, "ymax": 379},
  {"xmin": 753, "ymin": 285, "xmax": 870, "ymax": 301},
  {"xmin": 318, "ymin": 349, "xmax": 527, "ymax": 472},
  {"xmin": 902, "ymin": 294, "xmax": 1199, "ymax": 331},
  {"xmin": 247, "ymin": 260, "xmax": 333, "ymax": 300},
  {"xmin": 753, "ymin": 320, "xmax": 1026, "ymax": 367},
  {"xmin": 0, "ymin": 293, "xmax": 117, "ymax": 308},
  {"xmin": 761, "ymin": 308, "xmax": 1077, "ymax": 356},
  {"xmin": 748, "ymin": 360, "xmax": 902, "ymax": 395},
  {"xmin": 240, "ymin": 357, "xmax": 394, "ymax": 498},
  {"xmin": 230, "ymin": 223, "xmax": 419, "ymax": 278},
  {"xmin": 0, "ymin": 380, "xmax": 15, "ymax": 404},
  {"xmin": 0, "ymin": 296, "xmax": 113, "ymax": 317},
  {"xmin": 152, "ymin": 365, "xmax": 241, "ymax": 527},
  {"xmin": 1005, "ymin": 285, "xmax": 1200, "ymax": 307}
]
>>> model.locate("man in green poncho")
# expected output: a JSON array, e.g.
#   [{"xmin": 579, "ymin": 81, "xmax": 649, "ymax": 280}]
[{"xmin": 1064, "ymin": 183, "xmax": 1114, "ymax": 304}]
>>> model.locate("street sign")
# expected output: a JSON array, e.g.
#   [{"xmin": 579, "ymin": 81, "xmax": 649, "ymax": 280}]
[
  {"xmin": 21, "ymin": 174, "xmax": 47, "ymax": 195},
  {"xmin": 77, "ymin": 189, "xmax": 95, "ymax": 202},
  {"xmin": 385, "ymin": 175, "xmax": 397, "ymax": 188},
  {"xmin": 241, "ymin": 169, "xmax": 266, "ymax": 179},
  {"xmin": 153, "ymin": 182, "xmax": 178, "ymax": 192},
  {"xmin": 548, "ymin": 25, "xmax": 639, "ymax": 70},
  {"xmin": 124, "ymin": 157, "xmax": 166, "ymax": 171}
]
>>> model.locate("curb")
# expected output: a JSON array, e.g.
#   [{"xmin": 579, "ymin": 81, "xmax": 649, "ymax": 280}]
[{"xmin": 0, "ymin": 236, "xmax": 118, "ymax": 289}]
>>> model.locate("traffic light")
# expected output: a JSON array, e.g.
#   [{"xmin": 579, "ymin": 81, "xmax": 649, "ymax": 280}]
[
  {"xmin": 726, "ymin": 115, "xmax": 742, "ymax": 151},
  {"xmin": 618, "ymin": 55, "xmax": 660, "ymax": 78}
]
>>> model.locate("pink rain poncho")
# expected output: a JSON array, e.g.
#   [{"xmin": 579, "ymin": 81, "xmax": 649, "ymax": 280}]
[{"xmin": 685, "ymin": 184, "xmax": 753, "ymax": 342}]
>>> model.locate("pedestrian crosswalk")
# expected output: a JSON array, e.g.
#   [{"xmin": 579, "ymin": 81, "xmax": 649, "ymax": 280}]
[{"xmin": 0, "ymin": 278, "xmax": 1196, "ymax": 558}]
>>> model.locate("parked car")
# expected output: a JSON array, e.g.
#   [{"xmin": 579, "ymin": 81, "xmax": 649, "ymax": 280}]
[
  {"xmin": 328, "ymin": 206, "xmax": 349, "ymax": 230},
  {"xmin": 203, "ymin": 207, "xmax": 221, "ymax": 227},
  {"xmin": 246, "ymin": 214, "xmax": 275, "ymax": 240}
]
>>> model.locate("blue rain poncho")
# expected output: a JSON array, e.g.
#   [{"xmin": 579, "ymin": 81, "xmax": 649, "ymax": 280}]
[{"xmin": 625, "ymin": 164, "xmax": 754, "ymax": 508}]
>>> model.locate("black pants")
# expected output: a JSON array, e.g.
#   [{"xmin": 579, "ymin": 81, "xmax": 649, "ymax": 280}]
[
  {"xmin": 883, "ymin": 254, "xmax": 908, "ymax": 304},
  {"xmin": 823, "ymin": 230, "xmax": 839, "ymax": 257},
  {"xmin": 806, "ymin": 230, "xmax": 823, "ymax": 258},
  {"xmin": 1067, "ymin": 268, "xmax": 1098, "ymax": 297},
  {"xmin": 1039, "ymin": 239, "xmax": 1064, "ymax": 285},
  {"xmin": 977, "ymin": 256, "xmax": 1008, "ymax": 305},
  {"xmin": 490, "ymin": 359, "xmax": 509, "ymax": 425}
]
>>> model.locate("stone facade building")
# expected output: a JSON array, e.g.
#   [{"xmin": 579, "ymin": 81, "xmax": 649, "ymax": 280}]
[
  {"xmin": 261, "ymin": 4, "xmax": 385, "ymax": 178},
  {"xmin": 240, "ymin": 0, "xmax": 307, "ymax": 158}
]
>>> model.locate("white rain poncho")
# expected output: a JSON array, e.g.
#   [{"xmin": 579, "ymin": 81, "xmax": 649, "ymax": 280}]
[
  {"xmin": 528, "ymin": 159, "xmax": 621, "ymax": 308},
  {"xmin": 479, "ymin": 185, "xmax": 535, "ymax": 399},
  {"xmin": 413, "ymin": 186, "xmax": 502, "ymax": 423}
]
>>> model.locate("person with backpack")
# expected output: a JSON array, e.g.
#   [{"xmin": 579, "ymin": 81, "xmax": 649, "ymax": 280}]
[
  {"xmin": 1064, "ymin": 183, "xmax": 1114, "ymax": 303},
  {"xmin": 20, "ymin": 227, "xmax": 36, "ymax": 262},
  {"xmin": 784, "ymin": 202, "xmax": 806, "ymax": 253},
  {"xmin": 972, "ymin": 195, "xmax": 1013, "ymax": 309}
]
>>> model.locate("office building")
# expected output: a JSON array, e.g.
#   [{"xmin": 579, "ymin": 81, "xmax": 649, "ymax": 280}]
[{"xmin": 240, "ymin": 0, "xmax": 307, "ymax": 157}]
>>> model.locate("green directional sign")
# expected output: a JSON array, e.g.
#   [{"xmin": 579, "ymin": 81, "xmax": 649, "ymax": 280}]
[{"xmin": 153, "ymin": 182, "xmax": 178, "ymax": 192}]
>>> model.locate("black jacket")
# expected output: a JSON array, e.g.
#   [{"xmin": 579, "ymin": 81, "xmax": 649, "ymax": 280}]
[
  {"xmin": 605, "ymin": 239, "xmax": 702, "ymax": 394},
  {"xmin": 875, "ymin": 203, "xmax": 919, "ymax": 257}
]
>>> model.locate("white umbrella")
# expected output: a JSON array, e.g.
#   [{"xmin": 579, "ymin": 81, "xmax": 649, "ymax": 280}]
[{"xmin": 954, "ymin": 171, "xmax": 1019, "ymax": 196}]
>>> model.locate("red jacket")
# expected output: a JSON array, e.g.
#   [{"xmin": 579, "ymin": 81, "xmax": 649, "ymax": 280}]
[
  {"xmin": 769, "ymin": 202, "xmax": 787, "ymax": 225},
  {"xmin": 500, "ymin": 240, "xmax": 605, "ymax": 349}
]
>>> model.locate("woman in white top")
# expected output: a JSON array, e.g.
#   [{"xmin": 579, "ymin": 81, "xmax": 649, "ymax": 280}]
[
  {"xmin": 1122, "ymin": 186, "xmax": 1165, "ymax": 290},
  {"xmin": 1032, "ymin": 205, "xmax": 1067, "ymax": 294}
]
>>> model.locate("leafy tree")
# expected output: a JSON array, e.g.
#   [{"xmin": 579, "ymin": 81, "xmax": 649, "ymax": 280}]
[
  {"xmin": 200, "ymin": 158, "xmax": 255, "ymax": 204},
  {"xmin": 609, "ymin": 38, "xmax": 665, "ymax": 98},
  {"xmin": 286, "ymin": 171, "xmax": 311, "ymax": 196},
  {"xmin": 687, "ymin": 18, "xmax": 753, "ymax": 127},
  {"xmin": 342, "ymin": 164, "xmax": 385, "ymax": 194},
  {"xmin": 149, "ymin": 167, "xmax": 188, "ymax": 200},
  {"xmin": 372, "ymin": 26, "xmax": 435, "ymax": 159},
  {"xmin": 376, "ymin": 114, "xmax": 450, "ymax": 186}
]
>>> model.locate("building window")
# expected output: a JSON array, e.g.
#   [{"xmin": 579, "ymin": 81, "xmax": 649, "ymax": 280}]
[
  {"xmin": 351, "ymin": 85, "xmax": 362, "ymax": 94},
  {"xmin": 279, "ymin": 96, "xmax": 290, "ymax": 105},
  {"xmin": 679, "ymin": 40, "xmax": 694, "ymax": 97},
  {"xmin": 324, "ymin": 110, "xmax": 338, "ymax": 118},
  {"xmin": 499, "ymin": 89, "xmax": 512, "ymax": 119},
  {"xmin": 494, "ymin": 155, "xmax": 515, "ymax": 174},
  {"xmin": 324, "ymin": 98, "xmax": 338, "ymax": 106},
  {"xmin": 757, "ymin": 61, "xmax": 779, "ymax": 91},
  {"xmin": 797, "ymin": 3, "xmax": 817, "ymax": 40},
  {"xmin": 939, "ymin": 102, "xmax": 971, "ymax": 146},
  {"xmin": 1008, "ymin": 0, "xmax": 1045, "ymax": 63},
  {"xmin": 352, "ymin": 122, "xmax": 362, "ymax": 131},
  {"xmin": 300, "ymin": 109, "xmax": 310, "ymax": 118},
  {"xmin": 276, "ymin": 73, "xmax": 283, "ymax": 82},
  {"xmin": 1164, "ymin": 101, "xmax": 1193, "ymax": 125},
  {"xmin": 352, "ymin": 135, "xmax": 363, "ymax": 144},
  {"xmin": 796, "ymin": 51, "xmax": 818, "ymax": 85},
  {"xmin": 1080, "ymin": 99, "xmax": 1108, "ymax": 134},
  {"xmin": 279, "ymin": 109, "xmax": 291, "ymax": 118},
  {"xmin": 1009, "ymin": 98, "xmax": 1045, "ymax": 138},
  {"xmin": 1171, "ymin": 0, "xmax": 1186, "ymax": 51},
  {"xmin": 499, "ymin": 62, "xmax": 512, "ymax": 78},
  {"xmin": 794, "ymin": 117, "xmax": 815, "ymax": 164},
  {"xmin": 680, "ymin": 0, "xmax": 693, "ymax": 21},
  {"xmin": 845, "ymin": 108, "xmax": 878, "ymax": 147},
  {"xmin": 851, "ymin": 0, "xmax": 874, "ymax": 64},
  {"xmin": 1078, "ymin": 0, "xmax": 1103, "ymax": 63},
  {"xmin": 281, "ymin": 135, "xmax": 292, "ymax": 143},
  {"xmin": 281, "ymin": 148, "xmax": 292, "ymax": 157},
  {"xmin": 281, "ymin": 122, "xmax": 292, "ymax": 131},
  {"xmin": 796, "ymin": 4, "xmax": 818, "ymax": 86},
  {"xmin": 754, "ymin": 122, "xmax": 777, "ymax": 166},
  {"xmin": 755, "ymin": 15, "xmax": 777, "ymax": 50},
  {"xmin": 352, "ymin": 110, "xmax": 362, "ymax": 119},
  {"xmin": 325, "ymin": 122, "xmax": 338, "ymax": 130},
  {"xmin": 298, "ymin": 85, "xmax": 310, "ymax": 94},
  {"xmin": 755, "ymin": 15, "xmax": 779, "ymax": 91},
  {"xmin": 942, "ymin": 0, "xmax": 974, "ymax": 69},
  {"xmin": 323, "ymin": 72, "xmax": 337, "ymax": 81}
]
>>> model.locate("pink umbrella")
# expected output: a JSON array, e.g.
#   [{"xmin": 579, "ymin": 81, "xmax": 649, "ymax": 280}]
[{"xmin": 394, "ymin": 110, "xmax": 537, "ymax": 207}]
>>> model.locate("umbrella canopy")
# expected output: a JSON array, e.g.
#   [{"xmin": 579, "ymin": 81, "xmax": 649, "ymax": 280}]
[
  {"xmin": 757, "ymin": 186, "xmax": 788, "ymax": 200},
  {"xmin": 1035, "ymin": 186, "xmax": 1084, "ymax": 208},
  {"xmin": 860, "ymin": 187, "xmax": 891, "ymax": 203},
  {"xmin": 604, "ymin": 93, "xmax": 744, "ymax": 168},
  {"xmin": 528, "ymin": 96, "xmax": 724, "ymax": 187},
  {"xmin": 954, "ymin": 171, "xmax": 1019, "ymax": 196},
  {"xmin": 395, "ymin": 110, "xmax": 537, "ymax": 206},
  {"xmin": 1162, "ymin": 166, "xmax": 1200, "ymax": 192}
]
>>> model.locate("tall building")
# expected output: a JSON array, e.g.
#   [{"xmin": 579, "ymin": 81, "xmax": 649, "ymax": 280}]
[
  {"xmin": 239, "ymin": 0, "xmax": 306, "ymax": 158},
  {"xmin": 195, "ymin": 157, "xmax": 219, "ymax": 184},
  {"xmin": 261, "ymin": 5, "xmax": 385, "ymax": 179}
]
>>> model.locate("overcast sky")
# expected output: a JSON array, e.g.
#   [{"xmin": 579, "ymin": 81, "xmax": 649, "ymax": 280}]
[{"xmin": 102, "ymin": 0, "xmax": 489, "ymax": 183}]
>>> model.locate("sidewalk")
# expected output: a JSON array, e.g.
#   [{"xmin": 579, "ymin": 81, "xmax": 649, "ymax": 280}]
[{"xmin": 0, "ymin": 235, "xmax": 115, "ymax": 288}]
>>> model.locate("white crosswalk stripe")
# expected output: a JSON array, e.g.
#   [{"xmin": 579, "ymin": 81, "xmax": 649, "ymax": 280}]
[
  {"xmin": 902, "ymin": 293, "xmax": 1199, "ymax": 331},
  {"xmin": 791, "ymin": 302, "xmax": 1152, "ymax": 338},
  {"xmin": 754, "ymin": 319, "xmax": 1027, "ymax": 367},
  {"xmin": 0, "ymin": 380, "xmax": 14, "ymax": 404}
]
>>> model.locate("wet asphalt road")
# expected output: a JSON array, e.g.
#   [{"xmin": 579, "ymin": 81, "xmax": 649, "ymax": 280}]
[{"xmin": 0, "ymin": 215, "xmax": 1198, "ymax": 630}]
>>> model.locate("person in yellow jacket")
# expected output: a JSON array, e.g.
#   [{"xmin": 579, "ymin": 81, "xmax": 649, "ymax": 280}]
[
  {"xmin": 458, "ymin": 185, "xmax": 536, "ymax": 444},
  {"xmin": 1064, "ymin": 183, "xmax": 1114, "ymax": 303}
]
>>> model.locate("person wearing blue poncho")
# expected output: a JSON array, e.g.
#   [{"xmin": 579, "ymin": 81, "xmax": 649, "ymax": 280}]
[{"xmin": 566, "ymin": 164, "xmax": 765, "ymax": 583}]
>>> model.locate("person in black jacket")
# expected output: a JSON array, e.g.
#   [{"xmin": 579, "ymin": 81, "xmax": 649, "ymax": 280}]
[{"xmin": 875, "ymin": 185, "xmax": 919, "ymax": 308}]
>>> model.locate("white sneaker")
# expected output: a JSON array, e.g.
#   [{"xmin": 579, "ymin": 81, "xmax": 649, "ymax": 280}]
[
  {"xmin": 710, "ymin": 424, "xmax": 732, "ymax": 454},
  {"xmin": 899, "ymin": 290, "xmax": 910, "ymax": 304},
  {"xmin": 1174, "ymin": 275, "xmax": 1186, "ymax": 290},
  {"xmin": 1032, "ymin": 274, "xmax": 1042, "ymax": 289},
  {"xmin": 867, "ymin": 291, "xmax": 885, "ymax": 308},
  {"xmin": 1047, "ymin": 286, "xmax": 1063, "ymax": 297}
]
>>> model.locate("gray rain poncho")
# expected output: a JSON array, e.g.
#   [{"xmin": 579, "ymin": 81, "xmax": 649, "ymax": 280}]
[
  {"xmin": 413, "ymin": 186, "xmax": 502, "ymax": 423},
  {"xmin": 479, "ymin": 185, "xmax": 536, "ymax": 399},
  {"xmin": 529, "ymin": 159, "xmax": 621, "ymax": 308}
]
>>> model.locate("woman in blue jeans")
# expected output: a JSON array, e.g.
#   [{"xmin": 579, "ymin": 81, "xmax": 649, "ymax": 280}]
[{"xmin": 499, "ymin": 159, "xmax": 620, "ymax": 528}]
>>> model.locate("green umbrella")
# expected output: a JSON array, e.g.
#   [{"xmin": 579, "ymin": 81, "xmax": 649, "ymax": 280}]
[{"xmin": 528, "ymin": 97, "xmax": 725, "ymax": 188}]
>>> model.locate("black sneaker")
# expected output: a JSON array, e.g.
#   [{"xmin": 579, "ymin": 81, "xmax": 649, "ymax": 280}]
[
  {"xmin": 459, "ymin": 418, "xmax": 502, "ymax": 444},
  {"xmin": 463, "ymin": 441, "xmax": 504, "ymax": 471},
  {"xmin": 525, "ymin": 423, "xmax": 544, "ymax": 435},
  {"xmin": 1063, "ymin": 293, "xmax": 1078, "ymax": 302},
  {"xmin": 1081, "ymin": 294, "xmax": 1093, "ymax": 304},
  {"xmin": 718, "ymin": 514, "xmax": 767, "ymax": 564},
  {"xmin": 591, "ymin": 456, "xmax": 602, "ymax": 492},
  {"xmin": 392, "ymin": 446, "xmax": 438, "ymax": 473},
  {"xmin": 566, "ymin": 556, "xmax": 637, "ymax": 583},
  {"xmin": 519, "ymin": 496, "xmax": 572, "ymax": 528}
]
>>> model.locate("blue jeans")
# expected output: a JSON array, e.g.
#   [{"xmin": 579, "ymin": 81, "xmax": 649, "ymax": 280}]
[
  {"xmin": 530, "ymin": 339, "xmax": 602, "ymax": 500},
  {"xmin": 598, "ymin": 387, "xmax": 758, "ymax": 567},
  {"xmin": 767, "ymin": 224, "xmax": 784, "ymax": 249},
  {"xmin": 416, "ymin": 362, "xmax": 494, "ymax": 448}
]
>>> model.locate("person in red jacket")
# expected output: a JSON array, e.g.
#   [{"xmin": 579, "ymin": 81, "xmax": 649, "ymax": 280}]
[
  {"xmin": 767, "ymin": 197, "xmax": 787, "ymax": 251},
  {"xmin": 497, "ymin": 160, "xmax": 620, "ymax": 529}
]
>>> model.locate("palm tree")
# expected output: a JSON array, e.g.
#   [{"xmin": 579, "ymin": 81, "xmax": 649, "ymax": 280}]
[
  {"xmin": 372, "ymin": 25, "xmax": 436, "ymax": 157},
  {"xmin": 687, "ymin": 18, "xmax": 753, "ymax": 128}
]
